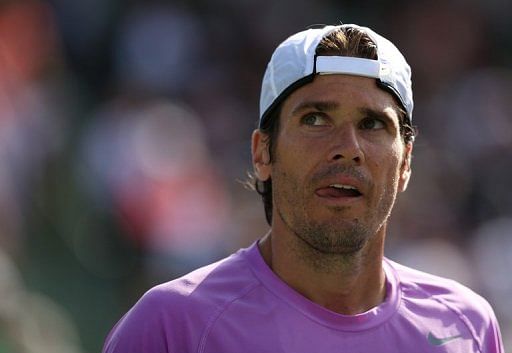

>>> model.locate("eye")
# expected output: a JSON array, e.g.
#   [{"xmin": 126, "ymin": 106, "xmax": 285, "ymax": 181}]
[
  {"xmin": 300, "ymin": 113, "xmax": 328, "ymax": 126},
  {"xmin": 359, "ymin": 117, "xmax": 386, "ymax": 130}
]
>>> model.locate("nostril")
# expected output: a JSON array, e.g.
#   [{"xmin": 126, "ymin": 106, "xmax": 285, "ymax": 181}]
[{"xmin": 330, "ymin": 153, "xmax": 362, "ymax": 163}]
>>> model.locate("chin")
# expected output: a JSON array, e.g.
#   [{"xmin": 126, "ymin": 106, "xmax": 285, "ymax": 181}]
[{"xmin": 297, "ymin": 219, "xmax": 372, "ymax": 255}]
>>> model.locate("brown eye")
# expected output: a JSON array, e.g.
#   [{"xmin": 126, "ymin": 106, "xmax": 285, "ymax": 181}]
[{"xmin": 360, "ymin": 117, "xmax": 385, "ymax": 130}]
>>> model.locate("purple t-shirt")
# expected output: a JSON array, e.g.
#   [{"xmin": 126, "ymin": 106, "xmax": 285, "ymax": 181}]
[{"xmin": 103, "ymin": 241, "xmax": 504, "ymax": 353}]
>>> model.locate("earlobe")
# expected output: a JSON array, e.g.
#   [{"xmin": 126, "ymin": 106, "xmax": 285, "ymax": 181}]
[
  {"xmin": 251, "ymin": 129, "xmax": 272, "ymax": 181},
  {"xmin": 398, "ymin": 143, "xmax": 413, "ymax": 192}
]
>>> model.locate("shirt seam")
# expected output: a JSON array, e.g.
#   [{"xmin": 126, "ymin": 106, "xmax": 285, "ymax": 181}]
[{"xmin": 196, "ymin": 281, "xmax": 261, "ymax": 353}]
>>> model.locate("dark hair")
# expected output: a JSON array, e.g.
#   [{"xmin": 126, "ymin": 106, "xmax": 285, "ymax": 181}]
[{"xmin": 250, "ymin": 27, "xmax": 417, "ymax": 225}]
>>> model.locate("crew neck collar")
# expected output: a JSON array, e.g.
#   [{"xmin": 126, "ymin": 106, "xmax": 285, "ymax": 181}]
[{"xmin": 244, "ymin": 240, "xmax": 401, "ymax": 331}]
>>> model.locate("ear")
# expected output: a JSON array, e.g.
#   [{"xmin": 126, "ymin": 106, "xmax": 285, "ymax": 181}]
[
  {"xmin": 398, "ymin": 142, "xmax": 413, "ymax": 192},
  {"xmin": 251, "ymin": 129, "xmax": 271, "ymax": 181}
]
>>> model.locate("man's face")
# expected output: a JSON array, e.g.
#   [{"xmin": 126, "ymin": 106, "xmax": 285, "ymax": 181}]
[{"xmin": 253, "ymin": 74, "xmax": 412, "ymax": 254}]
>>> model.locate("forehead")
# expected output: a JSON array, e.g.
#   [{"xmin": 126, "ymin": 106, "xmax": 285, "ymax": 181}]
[{"xmin": 280, "ymin": 74, "xmax": 400, "ymax": 120}]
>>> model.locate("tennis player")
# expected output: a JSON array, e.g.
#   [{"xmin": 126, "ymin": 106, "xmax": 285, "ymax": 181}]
[{"xmin": 103, "ymin": 23, "xmax": 504, "ymax": 353}]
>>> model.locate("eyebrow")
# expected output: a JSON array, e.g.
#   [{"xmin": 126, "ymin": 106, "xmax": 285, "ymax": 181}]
[
  {"xmin": 290, "ymin": 100, "xmax": 340, "ymax": 116},
  {"xmin": 358, "ymin": 107, "xmax": 395, "ymax": 122}
]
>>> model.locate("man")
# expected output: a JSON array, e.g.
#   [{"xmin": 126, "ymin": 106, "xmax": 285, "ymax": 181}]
[{"xmin": 103, "ymin": 24, "xmax": 504, "ymax": 353}]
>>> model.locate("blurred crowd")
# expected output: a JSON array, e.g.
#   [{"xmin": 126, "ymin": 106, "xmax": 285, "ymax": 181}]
[{"xmin": 0, "ymin": 0, "xmax": 511, "ymax": 351}]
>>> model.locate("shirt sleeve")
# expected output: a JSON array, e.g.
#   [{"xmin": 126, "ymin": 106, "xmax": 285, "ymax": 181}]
[
  {"xmin": 102, "ymin": 289, "xmax": 174, "ymax": 353},
  {"xmin": 483, "ymin": 308, "xmax": 505, "ymax": 353}
]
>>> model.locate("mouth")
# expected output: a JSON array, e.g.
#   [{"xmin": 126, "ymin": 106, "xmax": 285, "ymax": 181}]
[{"xmin": 315, "ymin": 184, "xmax": 363, "ymax": 198}]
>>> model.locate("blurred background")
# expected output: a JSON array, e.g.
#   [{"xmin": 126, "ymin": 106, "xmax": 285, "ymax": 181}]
[{"xmin": 0, "ymin": 0, "xmax": 511, "ymax": 351}]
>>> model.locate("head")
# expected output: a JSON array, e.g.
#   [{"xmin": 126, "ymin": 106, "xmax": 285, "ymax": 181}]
[{"xmin": 251, "ymin": 25, "xmax": 416, "ymax": 228}]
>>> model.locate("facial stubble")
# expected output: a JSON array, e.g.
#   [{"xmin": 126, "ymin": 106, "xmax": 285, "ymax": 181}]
[{"xmin": 272, "ymin": 162, "xmax": 398, "ymax": 270}]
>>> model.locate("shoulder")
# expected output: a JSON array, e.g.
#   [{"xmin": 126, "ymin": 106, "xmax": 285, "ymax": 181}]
[
  {"xmin": 103, "ymin": 246, "xmax": 261, "ymax": 353},
  {"xmin": 388, "ymin": 258, "xmax": 491, "ymax": 314},
  {"xmin": 387, "ymin": 258, "xmax": 504, "ymax": 352},
  {"xmin": 146, "ymin": 247, "xmax": 260, "ymax": 312}
]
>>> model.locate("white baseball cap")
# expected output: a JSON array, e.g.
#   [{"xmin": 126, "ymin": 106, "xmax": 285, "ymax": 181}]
[{"xmin": 259, "ymin": 24, "xmax": 413, "ymax": 127}]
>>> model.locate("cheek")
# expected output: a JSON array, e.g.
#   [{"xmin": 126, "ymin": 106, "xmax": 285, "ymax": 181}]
[
  {"xmin": 273, "ymin": 154, "xmax": 306, "ymax": 193},
  {"xmin": 271, "ymin": 162, "xmax": 305, "ymax": 219},
  {"xmin": 272, "ymin": 141, "xmax": 316, "ymax": 204},
  {"xmin": 369, "ymin": 147, "xmax": 403, "ymax": 185},
  {"xmin": 274, "ymin": 136, "xmax": 314, "ymax": 175}
]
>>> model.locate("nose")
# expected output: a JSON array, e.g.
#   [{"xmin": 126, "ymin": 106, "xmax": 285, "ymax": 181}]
[{"xmin": 327, "ymin": 125, "xmax": 364, "ymax": 164}]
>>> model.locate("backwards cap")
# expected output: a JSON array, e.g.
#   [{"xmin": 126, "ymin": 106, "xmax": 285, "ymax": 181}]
[{"xmin": 259, "ymin": 24, "xmax": 413, "ymax": 127}]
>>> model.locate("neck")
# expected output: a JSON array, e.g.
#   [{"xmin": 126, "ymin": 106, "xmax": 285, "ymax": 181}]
[{"xmin": 258, "ymin": 226, "xmax": 387, "ymax": 315}]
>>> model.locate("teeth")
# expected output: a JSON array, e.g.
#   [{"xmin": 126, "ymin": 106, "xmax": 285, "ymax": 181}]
[{"xmin": 330, "ymin": 184, "xmax": 357, "ymax": 190}]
